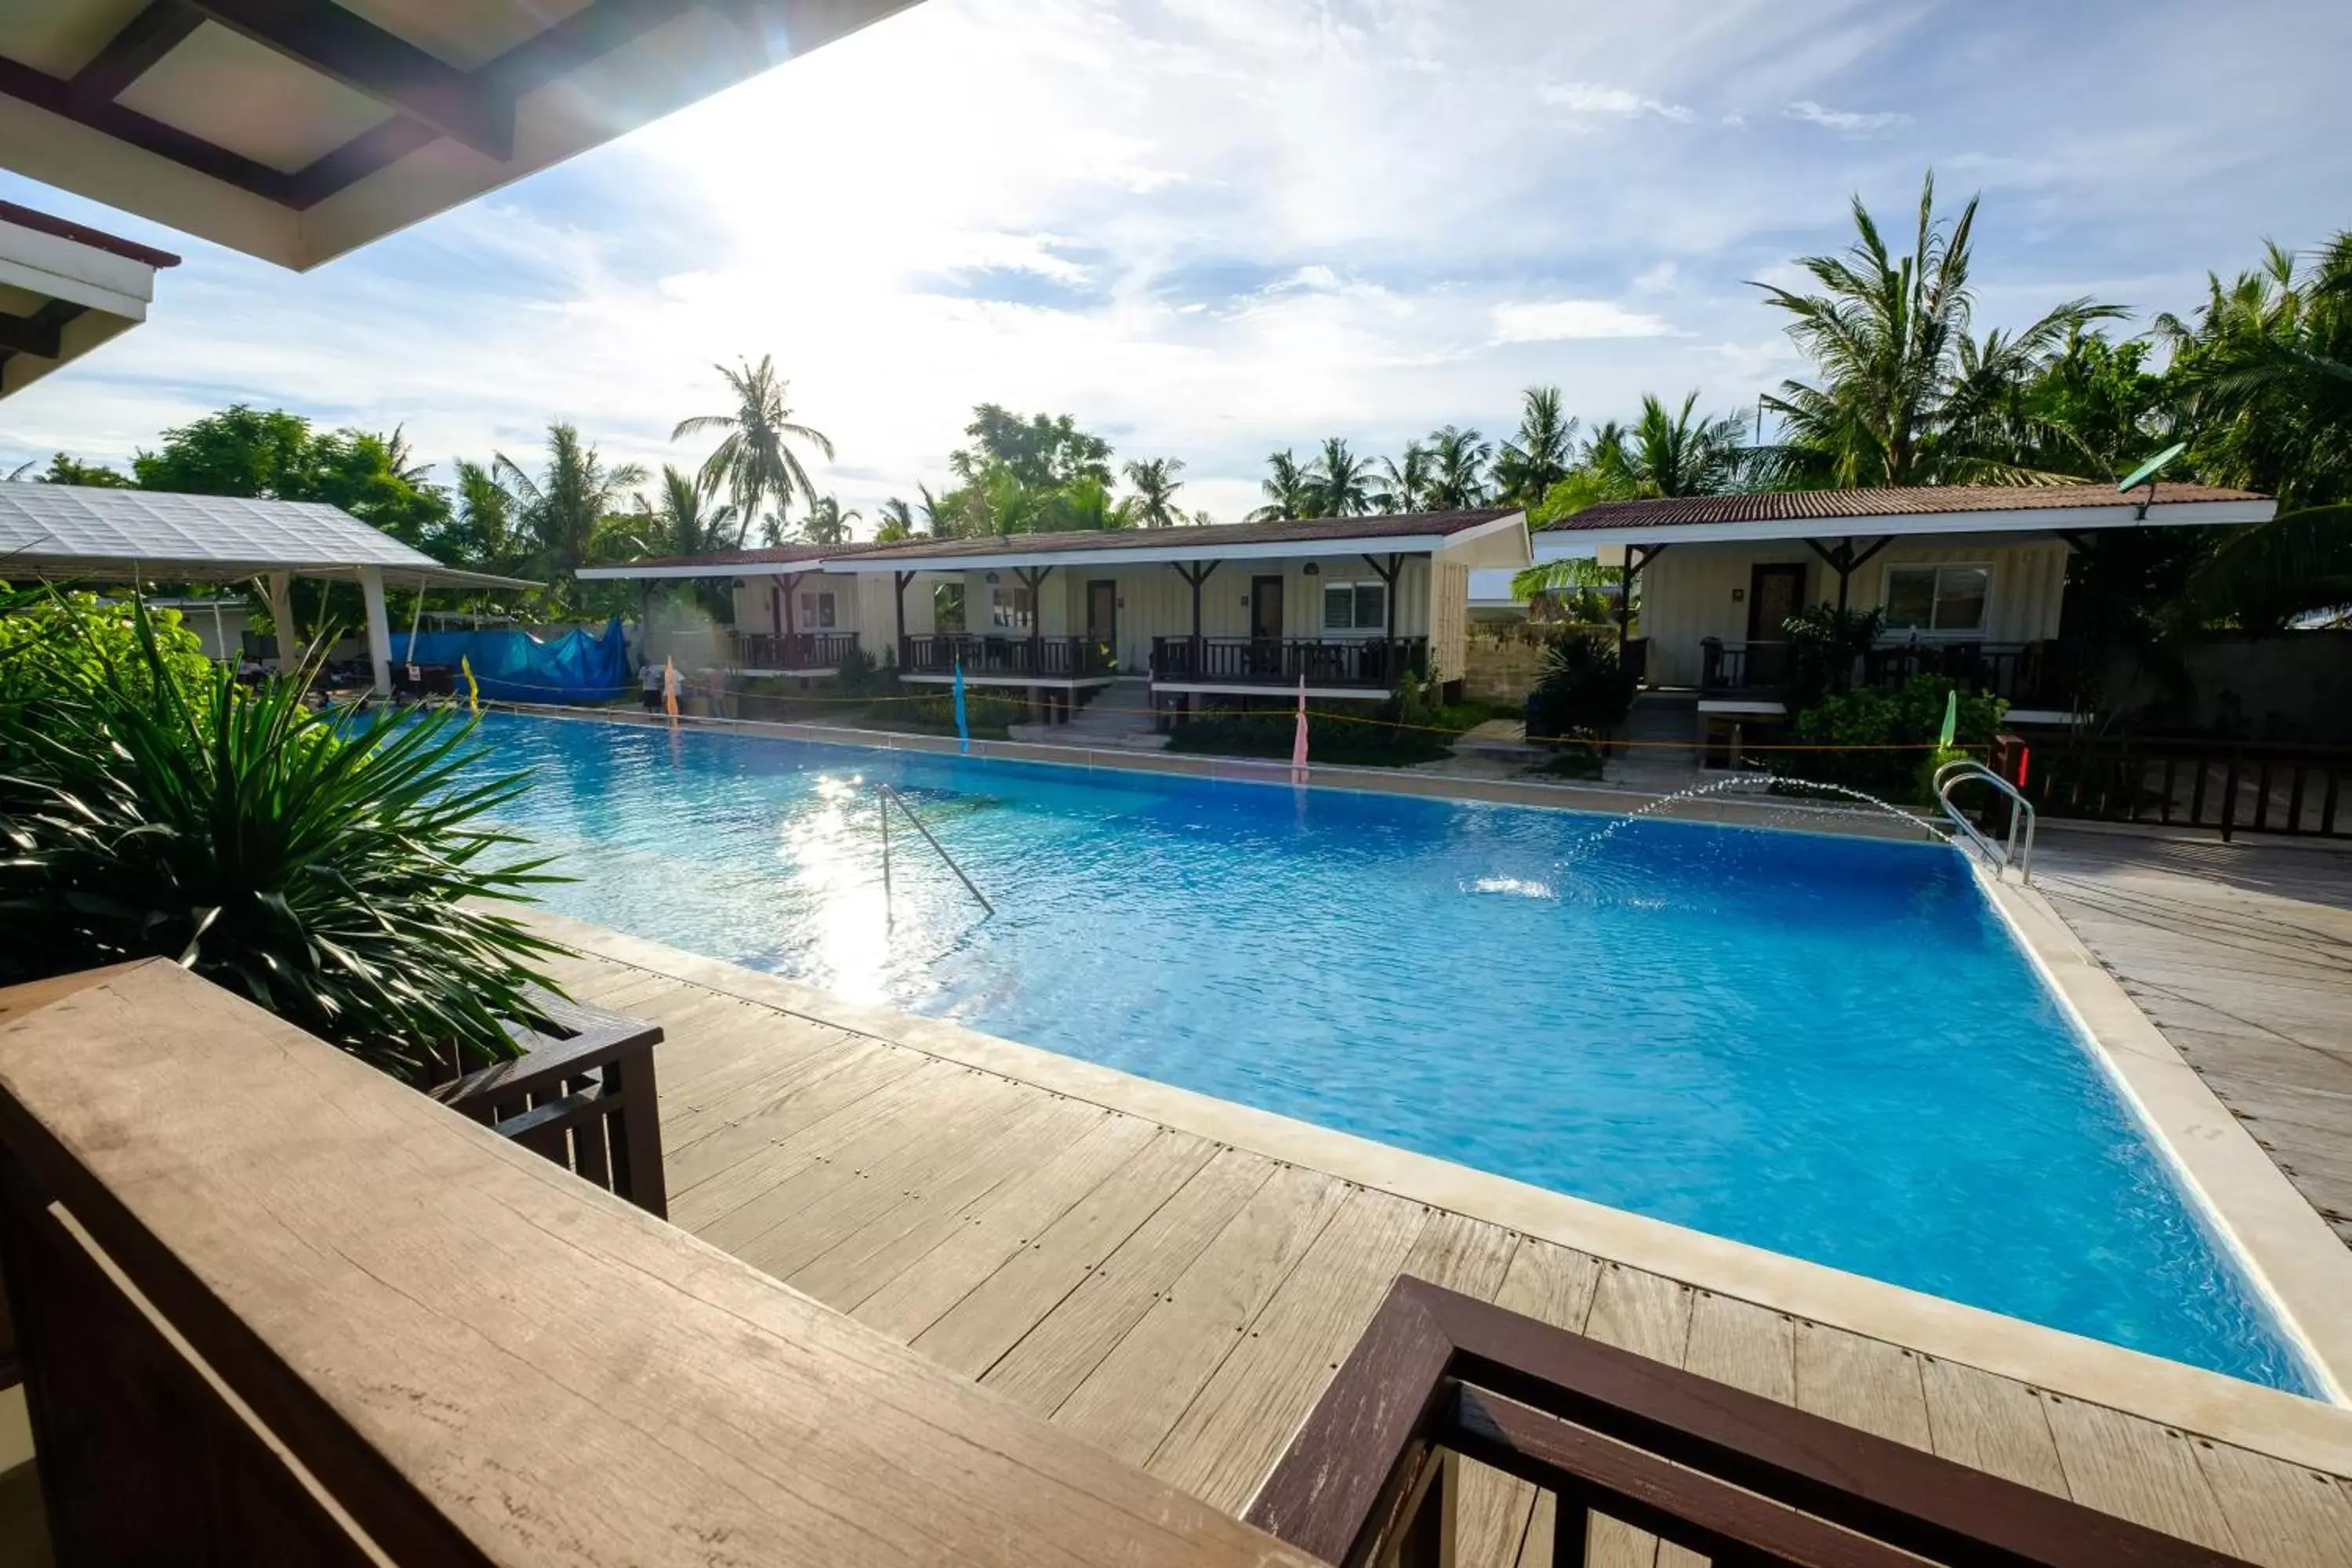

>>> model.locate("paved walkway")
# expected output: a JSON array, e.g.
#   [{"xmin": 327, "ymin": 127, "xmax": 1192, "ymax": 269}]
[
  {"xmin": 535, "ymin": 931, "xmax": 2352, "ymax": 1568},
  {"xmin": 2037, "ymin": 831, "xmax": 2352, "ymax": 1247}
]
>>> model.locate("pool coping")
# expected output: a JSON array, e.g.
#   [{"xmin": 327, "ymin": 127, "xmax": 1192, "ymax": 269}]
[
  {"xmin": 1976, "ymin": 868, "xmax": 2352, "ymax": 1402},
  {"xmin": 519, "ymin": 907, "xmax": 2352, "ymax": 1479}
]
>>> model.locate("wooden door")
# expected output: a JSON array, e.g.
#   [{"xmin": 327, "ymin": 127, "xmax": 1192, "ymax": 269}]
[
  {"xmin": 1745, "ymin": 563, "xmax": 1804, "ymax": 685},
  {"xmin": 1087, "ymin": 579, "xmax": 1116, "ymax": 651},
  {"xmin": 1249, "ymin": 575, "xmax": 1284, "ymax": 675}
]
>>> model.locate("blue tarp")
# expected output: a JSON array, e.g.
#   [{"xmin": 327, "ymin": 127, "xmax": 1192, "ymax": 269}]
[{"xmin": 390, "ymin": 617, "xmax": 631, "ymax": 705}]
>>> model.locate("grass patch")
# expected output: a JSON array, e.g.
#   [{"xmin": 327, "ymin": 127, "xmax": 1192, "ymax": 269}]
[{"xmin": 1165, "ymin": 712, "xmax": 1453, "ymax": 767}]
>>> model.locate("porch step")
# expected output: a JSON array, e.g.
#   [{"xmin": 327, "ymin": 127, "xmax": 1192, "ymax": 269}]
[{"xmin": 1009, "ymin": 680, "xmax": 1168, "ymax": 749}]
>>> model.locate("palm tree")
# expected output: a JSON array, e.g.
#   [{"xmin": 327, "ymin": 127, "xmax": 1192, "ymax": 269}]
[
  {"xmin": 1425, "ymin": 426, "xmax": 1492, "ymax": 510},
  {"xmin": 492, "ymin": 424, "xmax": 646, "ymax": 590},
  {"xmin": 672, "ymin": 355, "xmax": 834, "ymax": 530},
  {"xmin": 1306, "ymin": 437, "xmax": 1375, "ymax": 517},
  {"xmin": 380, "ymin": 424, "xmax": 432, "ymax": 487},
  {"xmin": 1374, "ymin": 442, "xmax": 1431, "ymax": 514},
  {"xmin": 916, "ymin": 482, "xmax": 957, "ymax": 538},
  {"xmin": 1494, "ymin": 387, "xmax": 1577, "ymax": 504},
  {"xmin": 800, "ymin": 495, "xmax": 860, "ymax": 546},
  {"xmin": 1251, "ymin": 449, "xmax": 1316, "ymax": 521},
  {"xmin": 1122, "ymin": 456, "xmax": 1186, "ymax": 528},
  {"xmin": 874, "ymin": 497, "xmax": 916, "ymax": 542},
  {"xmin": 1754, "ymin": 171, "xmax": 2123, "ymax": 486},
  {"xmin": 628, "ymin": 465, "xmax": 738, "ymax": 557},
  {"xmin": 1594, "ymin": 393, "xmax": 1749, "ymax": 498}
]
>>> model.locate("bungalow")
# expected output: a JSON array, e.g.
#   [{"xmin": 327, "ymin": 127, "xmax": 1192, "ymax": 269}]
[
  {"xmin": 577, "ymin": 542, "xmax": 893, "ymax": 677},
  {"xmin": 826, "ymin": 508, "xmax": 1531, "ymax": 721},
  {"xmin": 1531, "ymin": 482, "xmax": 2274, "ymax": 729}
]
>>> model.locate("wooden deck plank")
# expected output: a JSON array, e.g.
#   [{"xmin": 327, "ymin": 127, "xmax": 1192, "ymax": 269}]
[
  {"xmin": 915, "ymin": 1131, "xmax": 1235, "ymax": 1380},
  {"xmin": 2045, "ymin": 1393, "xmax": 2242, "ymax": 1554},
  {"xmin": 1461, "ymin": 1240, "xmax": 1606, "ymax": 1568},
  {"xmin": 1148, "ymin": 1186, "xmax": 1432, "ymax": 1513},
  {"xmin": 1793, "ymin": 1319, "xmax": 1933, "ymax": 1451},
  {"xmin": 978, "ymin": 1146, "xmax": 1273, "ymax": 1411},
  {"xmin": 1579, "ymin": 1265, "xmax": 1697, "ymax": 1568},
  {"xmin": 2194, "ymin": 1439, "xmax": 2352, "ymax": 1568},
  {"xmin": 842, "ymin": 1113, "xmax": 1166, "ymax": 1329},
  {"xmin": 786, "ymin": 1098, "xmax": 1116, "ymax": 1306},
  {"xmin": 1919, "ymin": 1355, "xmax": 2068, "ymax": 1495},
  {"xmin": 661, "ymin": 1037, "xmax": 905, "ymax": 1185},
  {"xmin": 1681, "ymin": 1290, "xmax": 1795, "ymax": 1404},
  {"xmin": 1052, "ymin": 1165, "xmax": 1352, "ymax": 1466}
]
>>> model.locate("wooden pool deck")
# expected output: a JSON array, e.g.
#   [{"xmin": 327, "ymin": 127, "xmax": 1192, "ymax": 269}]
[
  {"xmin": 535, "ymin": 920, "xmax": 2352, "ymax": 1568},
  {"xmin": 2037, "ymin": 833, "xmax": 2352, "ymax": 1250}
]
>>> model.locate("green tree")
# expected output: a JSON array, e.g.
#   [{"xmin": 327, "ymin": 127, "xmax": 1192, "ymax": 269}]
[
  {"xmin": 1754, "ymin": 172, "xmax": 2124, "ymax": 486},
  {"xmin": 1374, "ymin": 442, "xmax": 1431, "ymax": 514},
  {"xmin": 952, "ymin": 405, "xmax": 1112, "ymax": 490},
  {"xmin": 1594, "ymin": 392, "xmax": 1748, "ymax": 497},
  {"xmin": 1305, "ymin": 437, "xmax": 1375, "ymax": 516},
  {"xmin": 626, "ymin": 466, "xmax": 739, "ymax": 558},
  {"xmin": 874, "ymin": 497, "xmax": 916, "ymax": 541},
  {"xmin": 1122, "ymin": 456, "xmax": 1186, "ymax": 528},
  {"xmin": 672, "ymin": 356, "xmax": 833, "ymax": 532},
  {"xmin": 27, "ymin": 453, "xmax": 133, "ymax": 487},
  {"xmin": 2025, "ymin": 330, "xmax": 2169, "ymax": 479},
  {"xmin": 1493, "ymin": 387, "xmax": 1577, "ymax": 504},
  {"xmin": 1425, "ymin": 425, "xmax": 1492, "ymax": 509},
  {"xmin": 800, "ymin": 495, "xmax": 860, "ymax": 545},
  {"xmin": 444, "ymin": 459, "xmax": 520, "ymax": 568},
  {"xmin": 1251, "ymin": 449, "xmax": 1316, "ymax": 521},
  {"xmin": 132, "ymin": 405, "xmax": 315, "ymax": 496},
  {"xmin": 492, "ymin": 424, "xmax": 646, "ymax": 598}
]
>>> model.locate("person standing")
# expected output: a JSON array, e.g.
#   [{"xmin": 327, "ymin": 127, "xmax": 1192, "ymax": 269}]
[{"xmin": 639, "ymin": 659, "xmax": 663, "ymax": 713}]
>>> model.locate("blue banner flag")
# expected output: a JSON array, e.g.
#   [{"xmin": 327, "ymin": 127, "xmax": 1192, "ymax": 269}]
[{"xmin": 953, "ymin": 656, "xmax": 970, "ymax": 754}]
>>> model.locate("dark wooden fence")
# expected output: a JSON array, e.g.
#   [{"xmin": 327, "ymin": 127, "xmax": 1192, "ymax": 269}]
[
  {"xmin": 1151, "ymin": 635, "xmax": 1428, "ymax": 688},
  {"xmin": 726, "ymin": 630, "xmax": 860, "ymax": 670},
  {"xmin": 2012, "ymin": 735, "xmax": 2352, "ymax": 840},
  {"xmin": 900, "ymin": 633, "xmax": 1115, "ymax": 678},
  {"xmin": 1251, "ymin": 1276, "xmax": 2255, "ymax": 1568},
  {"xmin": 434, "ymin": 989, "xmax": 668, "ymax": 1218}
]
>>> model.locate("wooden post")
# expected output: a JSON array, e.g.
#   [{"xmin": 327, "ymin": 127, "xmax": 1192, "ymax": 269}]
[
  {"xmin": 1171, "ymin": 560, "xmax": 1218, "ymax": 675},
  {"xmin": 894, "ymin": 570, "xmax": 916, "ymax": 667}
]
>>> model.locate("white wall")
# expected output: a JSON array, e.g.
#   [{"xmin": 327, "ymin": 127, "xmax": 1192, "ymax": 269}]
[{"xmin": 1639, "ymin": 535, "xmax": 2070, "ymax": 688}]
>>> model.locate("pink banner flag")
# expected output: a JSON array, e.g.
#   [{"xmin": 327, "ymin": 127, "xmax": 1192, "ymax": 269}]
[{"xmin": 1290, "ymin": 671, "xmax": 1309, "ymax": 785}]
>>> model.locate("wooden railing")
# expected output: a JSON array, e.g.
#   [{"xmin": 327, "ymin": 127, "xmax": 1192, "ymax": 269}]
[
  {"xmin": 727, "ymin": 630, "xmax": 860, "ymax": 670},
  {"xmin": 434, "ymin": 988, "xmax": 667, "ymax": 1218},
  {"xmin": 2012, "ymin": 734, "xmax": 2352, "ymax": 840},
  {"xmin": 1251, "ymin": 1276, "xmax": 2252, "ymax": 1568},
  {"xmin": 899, "ymin": 633, "xmax": 1115, "ymax": 678},
  {"xmin": 1150, "ymin": 635, "xmax": 1428, "ymax": 688},
  {"xmin": 1700, "ymin": 637, "xmax": 2074, "ymax": 709},
  {"xmin": 0, "ymin": 961, "xmax": 1316, "ymax": 1567}
]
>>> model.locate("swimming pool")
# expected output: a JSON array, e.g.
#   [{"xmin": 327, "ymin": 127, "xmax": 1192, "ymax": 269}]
[{"xmin": 477, "ymin": 712, "xmax": 2314, "ymax": 1393}]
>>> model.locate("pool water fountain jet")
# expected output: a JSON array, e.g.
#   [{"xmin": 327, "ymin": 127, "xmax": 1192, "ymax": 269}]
[{"xmin": 1566, "ymin": 772, "xmax": 1949, "ymax": 866}]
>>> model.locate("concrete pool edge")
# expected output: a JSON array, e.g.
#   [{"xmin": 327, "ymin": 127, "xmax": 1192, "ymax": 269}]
[
  {"xmin": 1979, "ymin": 869, "xmax": 2352, "ymax": 1403},
  {"xmin": 518, "ymin": 906, "xmax": 2352, "ymax": 1478}
]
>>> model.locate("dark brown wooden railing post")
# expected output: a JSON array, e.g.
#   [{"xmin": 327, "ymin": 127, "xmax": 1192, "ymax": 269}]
[{"xmin": 2222, "ymin": 748, "xmax": 2241, "ymax": 842}]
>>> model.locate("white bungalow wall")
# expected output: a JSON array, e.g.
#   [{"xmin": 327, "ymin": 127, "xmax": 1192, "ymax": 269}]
[{"xmin": 1637, "ymin": 535, "xmax": 2069, "ymax": 688}]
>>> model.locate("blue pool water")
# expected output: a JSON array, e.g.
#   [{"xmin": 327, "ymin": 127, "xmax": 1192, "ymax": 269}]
[{"xmin": 476, "ymin": 713, "xmax": 2314, "ymax": 1393}]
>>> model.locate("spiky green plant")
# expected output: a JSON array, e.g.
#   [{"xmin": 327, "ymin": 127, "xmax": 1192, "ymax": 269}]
[{"xmin": 0, "ymin": 603, "xmax": 567, "ymax": 1083}]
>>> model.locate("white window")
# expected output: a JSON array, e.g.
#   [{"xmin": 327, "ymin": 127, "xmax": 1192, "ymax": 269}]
[
  {"xmin": 1882, "ymin": 564, "xmax": 1989, "ymax": 634},
  {"xmin": 798, "ymin": 590, "xmax": 837, "ymax": 629},
  {"xmin": 989, "ymin": 584, "xmax": 1034, "ymax": 631},
  {"xmin": 1321, "ymin": 581, "xmax": 1388, "ymax": 633}
]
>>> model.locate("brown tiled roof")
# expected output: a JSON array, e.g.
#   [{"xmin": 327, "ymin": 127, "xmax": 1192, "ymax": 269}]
[
  {"xmin": 1539, "ymin": 483, "xmax": 2267, "ymax": 532},
  {"xmin": 851, "ymin": 507, "xmax": 1517, "ymax": 562},
  {"xmin": 598, "ymin": 539, "xmax": 895, "ymax": 571}
]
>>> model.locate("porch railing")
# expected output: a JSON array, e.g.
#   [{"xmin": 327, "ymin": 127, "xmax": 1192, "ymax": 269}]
[
  {"xmin": 899, "ymin": 633, "xmax": 1115, "ymax": 678},
  {"xmin": 1149, "ymin": 635, "xmax": 1428, "ymax": 688},
  {"xmin": 726, "ymin": 630, "xmax": 859, "ymax": 670},
  {"xmin": 2012, "ymin": 733, "xmax": 2352, "ymax": 840},
  {"xmin": 1700, "ymin": 637, "xmax": 2074, "ymax": 709},
  {"xmin": 1251, "ymin": 1276, "xmax": 2249, "ymax": 1568}
]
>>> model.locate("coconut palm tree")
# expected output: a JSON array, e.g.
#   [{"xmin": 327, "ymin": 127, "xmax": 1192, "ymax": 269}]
[
  {"xmin": 1594, "ymin": 393, "xmax": 1749, "ymax": 498},
  {"xmin": 492, "ymin": 424, "xmax": 646, "ymax": 592},
  {"xmin": 1306, "ymin": 437, "xmax": 1375, "ymax": 517},
  {"xmin": 1753, "ymin": 171, "xmax": 2123, "ymax": 487},
  {"xmin": 628, "ymin": 465, "xmax": 738, "ymax": 557},
  {"xmin": 380, "ymin": 423, "xmax": 432, "ymax": 488},
  {"xmin": 672, "ymin": 355, "xmax": 835, "ymax": 528},
  {"xmin": 1122, "ymin": 456, "xmax": 1186, "ymax": 528},
  {"xmin": 800, "ymin": 495, "xmax": 860, "ymax": 546},
  {"xmin": 1251, "ymin": 449, "xmax": 1316, "ymax": 521},
  {"xmin": 1425, "ymin": 426, "xmax": 1492, "ymax": 510},
  {"xmin": 1374, "ymin": 442, "xmax": 1431, "ymax": 514},
  {"xmin": 1493, "ymin": 387, "xmax": 1577, "ymax": 504},
  {"xmin": 873, "ymin": 497, "xmax": 916, "ymax": 542},
  {"xmin": 916, "ymin": 482, "xmax": 957, "ymax": 538}
]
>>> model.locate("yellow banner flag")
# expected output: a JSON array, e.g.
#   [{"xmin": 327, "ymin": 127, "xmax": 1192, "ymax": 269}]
[{"xmin": 459, "ymin": 655, "xmax": 479, "ymax": 714}]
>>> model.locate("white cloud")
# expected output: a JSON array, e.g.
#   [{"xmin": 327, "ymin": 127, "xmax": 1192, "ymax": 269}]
[
  {"xmin": 1785, "ymin": 100, "xmax": 1910, "ymax": 135},
  {"xmin": 1543, "ymin": 81, "xmax": 1697, "ymax": 123},
  {"xmin": 1490, "ymin": 299, "xmax": 1676, "ymax": 343}
]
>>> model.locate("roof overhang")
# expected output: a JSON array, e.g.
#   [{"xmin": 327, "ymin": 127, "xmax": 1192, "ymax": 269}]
[
  {"xmin": 7, "ymin": 554, "xmax": 536, "ymax": 592},
  {"xmin": 828, "ymin": 512, "xmax": 1533, "ymax": 575},
  {"xmin": 575, "ymin": 557, "xmax": 843, "ymax": 581},
  {"xmin": 0, "ymin": 201, "xmax": 178, "ymax": 399},
  {"xmin": 1532, "ymin": 498, "xmax": 2277, "ymax": 557},
  {"xmin": 0, "ymin": 2, "xmax": 919, "ymax": 272}
]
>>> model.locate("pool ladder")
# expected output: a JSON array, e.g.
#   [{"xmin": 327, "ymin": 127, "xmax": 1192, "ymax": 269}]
[
  {"xmin": 878, "ymin": 782, "xmax": 996, "ymax": 916},
  {"xmin": 1933, "ymin": 760, "xmax": 2037, "ymax": 884}
]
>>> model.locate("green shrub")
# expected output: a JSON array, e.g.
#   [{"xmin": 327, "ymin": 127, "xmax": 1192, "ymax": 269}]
[
  {"xmin": 832, "ymin": 647, "xmax": 899, "ymax": 699},
  {"xmin": 1777, "ymin": 675, "xmax": 2005, "ymax": 801},
  {"xmin": 1523, "ymin": 635, "xmax": 1635, "ymax": 740},
  {"xmin": 1782, "ymin": 605, "xmax": 1883, "ymax": 709},
  {"xmin": 0, "ymin": 583, "xmax": 212, "ymax": 714},
  {"xmin": 1165, "ymin": 708, "xmax": 1452, "ymax": 767},
  {"xmin": 0, "ymin": 604, "xmax": 566, "ymax": 1083},
  {"xmin": 898, "ymin": 688, "xmax": 1028, "ymax": 735}
]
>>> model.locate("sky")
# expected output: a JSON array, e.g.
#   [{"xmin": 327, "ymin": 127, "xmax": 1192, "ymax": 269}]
[{"xmin": 4, "ymin": 0, "xmax": 2350, "ymax": 532}]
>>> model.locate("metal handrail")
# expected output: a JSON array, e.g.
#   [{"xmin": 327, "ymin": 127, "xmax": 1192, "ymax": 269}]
[
  {"xmin": 1934, "ymin": 759, "xmax": 2037, "ymax": 884},
  {"xmin": 877, "ymin": 782, "xmax": 995, "ymax": 916}
]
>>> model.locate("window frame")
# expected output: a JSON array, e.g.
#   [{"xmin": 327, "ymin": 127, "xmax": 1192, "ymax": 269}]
[
  {"xmin": 933, "ymin": 582, "xmax": 966, "ymax": 635},
  {"xmin": 798, "ymin": 590, "xmax": 837, "ymax": 630},
  {"xmin": 1319, "ymin": 579, "xmax": 1390, "ymax": 636},
  {"xmin": 1879, "ymin": 562, "xmax": 1991, "ymax": 637}
]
